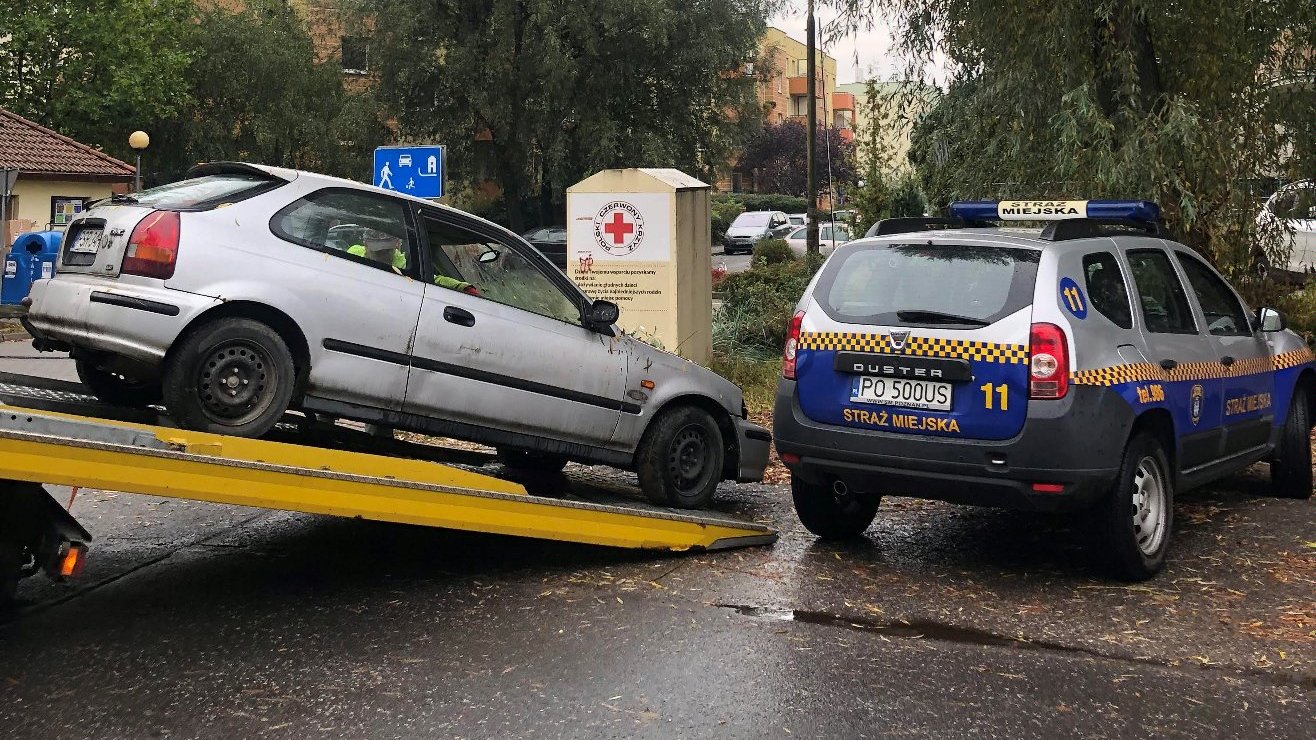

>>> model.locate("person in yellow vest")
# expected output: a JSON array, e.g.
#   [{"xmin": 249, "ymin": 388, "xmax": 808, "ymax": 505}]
[{"xmin": 348, "ymin": 229, "xmax": 480, "ymax": 295}]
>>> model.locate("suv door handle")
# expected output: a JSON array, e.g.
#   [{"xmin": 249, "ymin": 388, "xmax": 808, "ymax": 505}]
[
  {"xmin": 1159, "ymin": 359, "xmax": 1178, "ymax": 370},
  {"xmin": 443, "ymin": 306, "xmax": 475, "ymax": 327},
  {"xmin": 1220, "ymin": 355, "xmax": 1235, "ymax": 367}
]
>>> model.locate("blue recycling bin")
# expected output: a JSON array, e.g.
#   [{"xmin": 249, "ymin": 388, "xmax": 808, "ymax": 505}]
[{"xmin": 2, "ymin": 231, "xmax": 63, "ymax": 305}]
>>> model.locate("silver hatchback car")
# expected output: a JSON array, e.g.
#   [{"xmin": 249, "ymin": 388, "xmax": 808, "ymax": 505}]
[{"xmin": 24, "ymin": 163, "xmax": 770, "ymax": 508}]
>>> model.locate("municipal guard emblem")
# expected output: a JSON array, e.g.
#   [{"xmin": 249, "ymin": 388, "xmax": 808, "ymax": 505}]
[
  {"xmin": 1190, "ymin": 384, "xmax": 1204, "ymax": 426},
  {"xmin": 889, "ymin": 330, "xmax": 910, "ymax": 352}
]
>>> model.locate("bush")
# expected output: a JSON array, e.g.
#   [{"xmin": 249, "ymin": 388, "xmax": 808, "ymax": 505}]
[
  {"xmin": 1277, "ymin": 285, "xmax": 1316, "ymax": 345},
  {"xmin": 752, "ymin": 238, "xmax": 794, "ymax": 266},
  {"xmin": 888, "ymin": 174, "xmax": 927, "ymax": 218},
  {"xmin": 714, "ymin": 256, "xmax": 823, "ymax": 356}
]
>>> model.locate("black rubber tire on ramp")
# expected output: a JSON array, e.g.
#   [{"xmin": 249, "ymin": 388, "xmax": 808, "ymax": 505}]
[
  {"xmin": 636, "ymin": 405, "xmax": 725, "ymax": 509},
  {"xmin": 162, "ymin": 318, "xmax": 296, "ymax": 438},
  {"xmin": 75, "ymin": 357, "xmax": 161, "ymax": 408}
]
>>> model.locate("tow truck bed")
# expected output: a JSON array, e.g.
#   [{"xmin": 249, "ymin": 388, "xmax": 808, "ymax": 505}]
[{"xmin": 0, "ymin": 372, "xmax": 775, "ymax": 604}]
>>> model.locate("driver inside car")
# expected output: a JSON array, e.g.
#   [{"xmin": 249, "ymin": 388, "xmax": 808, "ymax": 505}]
[{"xmin": 349, "ymin": 228, "xmax": 480, "ymax": 296}]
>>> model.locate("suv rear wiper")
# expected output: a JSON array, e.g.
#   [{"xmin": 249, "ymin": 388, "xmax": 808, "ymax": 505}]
[
  {"xmin": 110, "ymin": 193, "xmax": 139, "ymax": 204},
  {"xmin": 896, "ymin": 309, "xmax": 990, "ymax": 327}
]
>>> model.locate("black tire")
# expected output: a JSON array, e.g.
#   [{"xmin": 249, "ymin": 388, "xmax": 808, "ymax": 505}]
[
  {"xmin": 1098, "ymin": 432, "xmax": 1174, "ymax": 581},
  {"xmin": 635, "ymin": 405, "xmax": 725, "ymax": 509},
  {"xmin": 791, "ymin": 476, "xmax": 880, "ymax": 540},
  {"xmin": 75, "ymin": 357, "xmax": 161, "ymax": 408},
  {"xmin": 1271, "ymin": 387, "xmax": 1313, "ymax": 500},
  {"xmin": 497, "ymin": 448, "xmax": 569, "ymax": 474},
  {"xmin": 162, "ymin": 318, "xmax": 296, "ymax": 437}
]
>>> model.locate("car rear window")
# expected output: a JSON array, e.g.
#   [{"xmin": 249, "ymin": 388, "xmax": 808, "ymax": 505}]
[
  {"xmin": 815, "ymin": 243, "xmax": 1040, "ymax": 327},
  {"xmin": 129, "ymin": 173, "xmax": 281, "ymax": 210}
]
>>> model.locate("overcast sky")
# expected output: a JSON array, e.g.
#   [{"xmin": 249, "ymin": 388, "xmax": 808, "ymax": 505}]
[{"xmin": 768, "ymin": 2, "xmax": 949, "ymax": 86}]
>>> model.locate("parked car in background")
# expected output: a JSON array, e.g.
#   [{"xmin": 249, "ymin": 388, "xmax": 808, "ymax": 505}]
[
  {"xmin": 788, "ymin": 213, "xmax": 808, "ymax": 227},
  {"xmin": 23, "ymin": 163, "xmax": 770, "ymax": 508},
  {"xmin": 722, "ymin": 211, "xmax": 793, "ymax": 254},
  {"xmin": 784, "ymin": 222, "xmax": 852, "ymax": 256},
  {"xmin": 521, "ymin": 226, "xmax": 568, "ymax": 270},
  {"xmin": 1256, "ymin": 181, "xmax": 1315, "ymax": 280}
]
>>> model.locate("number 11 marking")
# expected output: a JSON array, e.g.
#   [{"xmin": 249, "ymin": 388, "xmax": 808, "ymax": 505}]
[{"xmin": 981, "ymin": 382, "xmax": 1008, "ymax": 411}]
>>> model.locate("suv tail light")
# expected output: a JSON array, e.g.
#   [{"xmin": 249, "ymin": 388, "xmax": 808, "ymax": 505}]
[
  {"xmin": 782, "ymin": 310, "xmax": 805, "ymax": 379},
  {"xmin": 1029, "ymin": 322, "xmax": 1069, "ymax": 399},
  {"xmin": 121, "ymin": 211, "xmax": 180, "ymax": 279}
]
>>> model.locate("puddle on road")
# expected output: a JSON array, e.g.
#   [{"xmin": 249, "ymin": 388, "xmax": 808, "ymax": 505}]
[{"xmin": 719, "ymin": 604, "xmax": 1039, "ymax": 650}]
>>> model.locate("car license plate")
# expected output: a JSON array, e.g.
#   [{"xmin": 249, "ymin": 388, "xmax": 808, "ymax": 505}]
[
  {"xmin": 69, "ymin": 229, "xmax": 102, "ymax": 254},
  {"xmin": 851, "ymin": 376, "xmax": 952, "ymax": 411}
]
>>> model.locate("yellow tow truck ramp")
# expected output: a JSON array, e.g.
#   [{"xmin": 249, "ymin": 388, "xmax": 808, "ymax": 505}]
[{"xmin": 0, "ymin": 372, "xmax": 775, "ymax": 554}]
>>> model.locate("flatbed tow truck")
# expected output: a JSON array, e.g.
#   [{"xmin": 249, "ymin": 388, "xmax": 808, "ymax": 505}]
[{"xmin": 0, "ymin": 372, "xmax": 776, "ymax": 606}]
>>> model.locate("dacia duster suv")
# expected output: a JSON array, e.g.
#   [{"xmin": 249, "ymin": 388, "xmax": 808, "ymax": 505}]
[{"xmin": 774, "ymin": 200, "xmax": 1315, "ymax": 579}]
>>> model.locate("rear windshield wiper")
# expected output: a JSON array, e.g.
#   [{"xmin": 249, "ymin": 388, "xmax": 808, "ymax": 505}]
[
  {"xmin": 896, "ymin": 309, "xmax": 991, "ymax": 327},
  {"xmin": 110, "ymin": 193, "xmax": 139, "ymax": 204}
]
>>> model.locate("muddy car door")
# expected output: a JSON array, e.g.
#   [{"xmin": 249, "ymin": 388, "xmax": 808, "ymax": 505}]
[{"xmin": 403, "ymin": 209, "xmax": 629, "ymax": 446}]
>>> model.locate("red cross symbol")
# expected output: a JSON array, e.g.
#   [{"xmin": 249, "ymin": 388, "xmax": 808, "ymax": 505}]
[{"xmin": 602, "ymin": 211, "xmax": 635, "ymax": 245}]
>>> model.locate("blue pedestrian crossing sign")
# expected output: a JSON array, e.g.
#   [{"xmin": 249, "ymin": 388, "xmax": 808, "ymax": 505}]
[{"xmin": 373, "ymin": 145, "xmax": 444, "ymax": 198}]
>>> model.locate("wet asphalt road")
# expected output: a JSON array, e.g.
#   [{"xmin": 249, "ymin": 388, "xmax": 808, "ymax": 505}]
[{"xmin": 1, "ymin": 346, "xmax": 1314, "ymax": 738}]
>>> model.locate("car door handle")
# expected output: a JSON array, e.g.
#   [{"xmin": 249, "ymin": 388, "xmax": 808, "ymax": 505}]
[
  {"xmin": 1159, "ymin": 359, "xmax": 1178, "ymax": 370},
  {"xmin": 1220, "ymin": 355, "xmax": 1235, "ymax": 367},
  {"xmin": 443, "ymin": 306, "xmax": 475, "ymax": 327}
]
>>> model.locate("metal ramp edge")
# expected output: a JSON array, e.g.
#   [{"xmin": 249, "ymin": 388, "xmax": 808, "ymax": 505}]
[{"xmin": 0, "ymin": 407, "xmax": 776, "ymax": 552}]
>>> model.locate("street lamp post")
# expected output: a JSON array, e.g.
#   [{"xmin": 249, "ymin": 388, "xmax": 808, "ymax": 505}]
[
  {"xmin": 805, "ymin": 0, "xmax": 819, "ymax": 256},
  {"xmin": 128, "ymin": 131, "xmax": 150, "ymax": 192}
]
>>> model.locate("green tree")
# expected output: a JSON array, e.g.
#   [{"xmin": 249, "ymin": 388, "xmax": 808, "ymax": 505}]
[
  {"xmin": 149, "ymin": 1, "xmax": 388, "ymax": 183},
  {"xmin": 354, "ymin": 0, "xmax": 771, "ymax": 230},
  {"xmin": 841, "ymin": 0, "xmax": 1316, "ymax": 278},
  {"xmin": 0, "ymin": 0, "xmax": 195, "ymax": 160}
]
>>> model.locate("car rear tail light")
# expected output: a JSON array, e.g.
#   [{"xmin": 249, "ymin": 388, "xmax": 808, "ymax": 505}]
[
  {"xmin": 1031, "ymin": 483, "xmax": 1065, "ymax": 494},
  {"xmin": 1029, "ymin": 322, "xmax": 1069, "ymax": 399},
  {"xmin": 121, "ymin": 211, "xmax": 180, "ymax": 279},
  {"xmin": 783, "ymin": 310, "xmax": 805, "ymax": 379}
]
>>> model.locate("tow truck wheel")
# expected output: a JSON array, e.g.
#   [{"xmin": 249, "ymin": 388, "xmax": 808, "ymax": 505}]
[
  {"xmin": 1099, "ymin": 432, "xmax": 1173, "ymax": 581},
  {"xmin": 75, "ymin": 357, "xmax": 161, "ymax": 408},
  {"xmin": 636, "ymin": 405, "xmax": 725, "ymax": 509},
  {"xmin": 1270, "ymin": 387, "xmax": 1313, "ymax": 500},
  {"xmin": 163, "ymin": 318, "xmax": 296, "ymax": 438},
  {"xmin": 791, "ymin": 476, "xmax": 880, "ymax": 540}
]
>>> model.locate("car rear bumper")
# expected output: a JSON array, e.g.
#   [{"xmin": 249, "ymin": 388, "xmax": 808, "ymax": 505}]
[
  {"xmin": 25, "ymin": 276, "xmax": 218, "ymax": 365},
  {"xmin": 773, "ymin": 380, "xmax": 1129, "ymax": 512},
  {"xmin": 734, "ymin": 417, "xmax": 772, "ymax": 482}
]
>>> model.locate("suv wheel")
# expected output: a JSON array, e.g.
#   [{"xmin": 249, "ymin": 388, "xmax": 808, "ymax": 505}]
[
  {"xmin": 635, "ymin": 405, "xmax": 725, "ymax": 509},
  {"xmin": 162, "ymin": 318, "xmax": 296, "ymax": 438},
  {"xmin": 1098, "ymin": 432, "xmax": 1173, "ymax": 581},
  {"xmin": 75, "ymin": 357, "xmax": 161, "ymax": 408},
  {"xmin": 791, "ymin": 476, "xmax": 880, "ymax": 540},
  {"xmin": 1270, "ymin": 387, "xmax": 1313, "ymax": 499}
]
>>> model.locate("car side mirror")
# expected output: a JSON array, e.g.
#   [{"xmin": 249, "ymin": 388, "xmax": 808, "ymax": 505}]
[
  {"xmin": 478, "ymin": 248, "xmax": 500, "ymax": 264},
  {"xmin": 584, "ymin": 299, "xmax": 619, "ymax": 330},
  {"xmin": 1257, "ymin": 307, "xmax": 1285, "ymax": 332}
]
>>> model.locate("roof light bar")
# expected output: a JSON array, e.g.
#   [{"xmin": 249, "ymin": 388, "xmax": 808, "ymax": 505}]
[{"xmin": 950, "ymin": 200, "xmax": 1161, "ymax": 223}]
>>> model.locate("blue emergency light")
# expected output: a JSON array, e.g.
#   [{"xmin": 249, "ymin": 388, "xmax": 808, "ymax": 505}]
[{"xmin": 950, "ymin": 200, "xmax": 1161, "ymax": 224}]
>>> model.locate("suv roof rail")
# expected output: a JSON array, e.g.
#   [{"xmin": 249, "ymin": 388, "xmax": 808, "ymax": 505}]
[
  {"xmin": 1040, "ymin": 218, "xmax": 1167, "ymax": 241},
  {"xmin": 865, "ymin": 217, "xmax": 989, "ymax": 237}
]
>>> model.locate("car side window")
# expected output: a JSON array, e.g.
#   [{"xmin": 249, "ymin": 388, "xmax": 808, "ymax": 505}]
[
  {"xmin": 1082, "ymin": 252, "xmax": 1133, "ymax": 329},
  {"xmin": 1126, "ymin": 249, "xmax": 1198, "ymax": 334},
  {"xmin": 271, "ymin": 189, "xmax": 415, "ymax": 276},
  {"xmin": 421, "ymin": 216, "xmax": 582, "ymax": 325},
  {"xmin": 1175, "ymin": 253, "xmax": 1252, "ymax": 337}
]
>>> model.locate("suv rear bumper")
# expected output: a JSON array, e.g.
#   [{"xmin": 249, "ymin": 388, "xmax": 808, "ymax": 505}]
[{"xmin": 773, "ymin": 380, "xmax": 1130, "ymax": 512}]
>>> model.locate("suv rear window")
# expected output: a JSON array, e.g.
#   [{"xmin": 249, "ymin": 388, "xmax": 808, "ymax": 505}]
[
  {"xmin": 127, "ymin": 173, "xmax": 280, "ymax": 210},
  {"xmin": 815, "ymin": 243, "xmax": 1040, "ymax": 327}
]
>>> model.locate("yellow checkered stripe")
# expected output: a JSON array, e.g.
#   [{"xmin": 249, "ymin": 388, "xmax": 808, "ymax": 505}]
[
  {"xmin": 1273, "ymin": 347, "xmax": 1315, "ymax": 371},
  {"xmin": 1072, "ymin": 348, "xmax": 1315, "ymax": 387},
  {"xmin": 796, "ymin": 332, "xmax": 1028, "ymax": 365}
]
